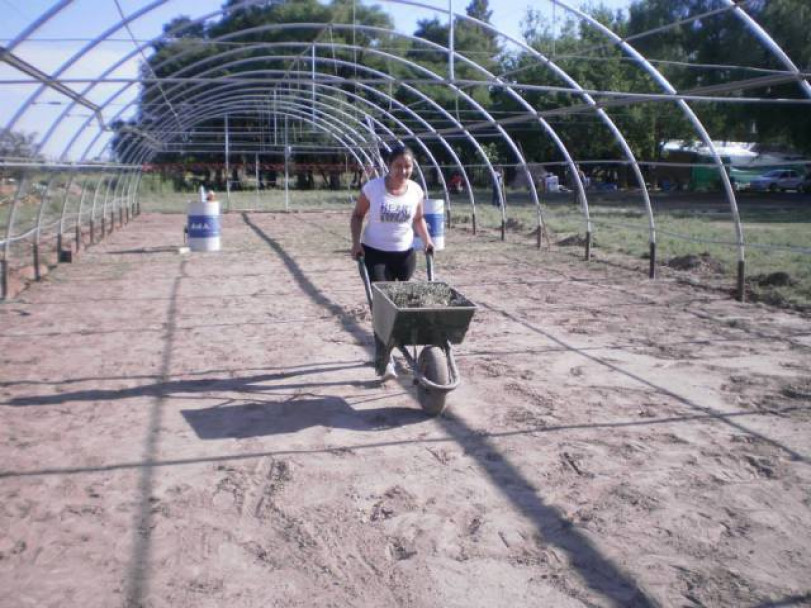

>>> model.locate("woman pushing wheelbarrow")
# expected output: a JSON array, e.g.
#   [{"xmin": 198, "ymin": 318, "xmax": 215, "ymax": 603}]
[
  {"xmin": 350, "ymin": 144, "xmax": 476, "ymax": 415},
  {"xmin": 350, "ymin": 144, "xmax": 435, "ymax": 381}
]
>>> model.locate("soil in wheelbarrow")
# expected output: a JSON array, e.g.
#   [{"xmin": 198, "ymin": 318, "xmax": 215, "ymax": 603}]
[{"xmin": 378, "ymin": 282, "xmax": 471, "ymax": 309}]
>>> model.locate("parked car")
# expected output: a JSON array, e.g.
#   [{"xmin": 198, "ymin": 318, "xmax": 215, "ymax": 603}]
[
  {"xmin": 748, "ymin": 169, "xmax": 804, "ymax": 192},
  {"xmin": 800, "ymin": 174, "xmax": 811, "ymax": 194}
]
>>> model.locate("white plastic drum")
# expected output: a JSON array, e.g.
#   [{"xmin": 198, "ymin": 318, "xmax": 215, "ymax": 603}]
[
  {"xmin": 544, "ymin": 174, "xmax": 560, "ymax": 193},
  {"xmin": 187, "ymin": 201, "xmax": 221, "ymax": 252},
  {"xmin": 413, "ymin": 198, "xmax": 445, "ymax": 251}
]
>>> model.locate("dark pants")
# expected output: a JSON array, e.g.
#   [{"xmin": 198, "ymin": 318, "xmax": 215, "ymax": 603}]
[
  {"xmin": 362, "ymin": 245, "xmax": 416, "ymax": 372},
  {"xmin": 362, "ymin": 244, "xmax": 416, "ymax": 282}
]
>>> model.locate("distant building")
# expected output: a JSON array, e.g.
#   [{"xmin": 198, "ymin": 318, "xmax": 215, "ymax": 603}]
[{"xmin": 659, "ymin": 140, "xmax": 758, "ymax": 191}]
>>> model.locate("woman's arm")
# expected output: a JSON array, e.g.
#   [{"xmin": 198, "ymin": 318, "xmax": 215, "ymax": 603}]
[
  {"xmin": 350, "ymin": 192, "xmax": 371, "ymax": 258},
  {"xmin": 412, "ymin": 199, "xmax": 435, "ymax": 253}
]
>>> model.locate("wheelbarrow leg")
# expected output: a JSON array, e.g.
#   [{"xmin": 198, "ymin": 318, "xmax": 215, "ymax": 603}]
[{"xmin": 375, "ymin": 336, "xmax": 395, "ymax": 377}]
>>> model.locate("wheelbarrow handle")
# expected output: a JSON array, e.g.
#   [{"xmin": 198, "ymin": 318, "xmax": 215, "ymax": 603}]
[
  {"xmin": 357, "ymin": 255, "xmax": 374, "ymax": 312},
  {"xmin": 426, "ymin": 250, "xmax": 435, "ymax": 282}
]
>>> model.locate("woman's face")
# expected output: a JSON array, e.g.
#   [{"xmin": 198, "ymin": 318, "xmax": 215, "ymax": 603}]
[{"xmin": 388, "ymin": 153, "xmax": 414, "ymax": 182}]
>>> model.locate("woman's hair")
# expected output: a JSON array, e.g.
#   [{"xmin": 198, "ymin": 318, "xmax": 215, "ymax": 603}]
[{"xmin": 384, "ymin": 144, "xmax": 414, "ymax": 166}]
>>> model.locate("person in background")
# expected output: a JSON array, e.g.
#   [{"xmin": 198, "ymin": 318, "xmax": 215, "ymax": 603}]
[
  {"xmin": 350, "ymin": 144, "xmax": 435, "ymax": 381},
  {"xmin": 492, "ymin": 166, "xmax": 504, "ymax": 207},
  {"xmin": 449, "ymin": 172, "xmax": 463, "ymax": 194}
]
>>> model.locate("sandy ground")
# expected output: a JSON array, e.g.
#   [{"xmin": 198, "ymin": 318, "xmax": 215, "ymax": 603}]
[{"xmin": 1, "ymin": 210, "xmax": 810, "ymax": 608}]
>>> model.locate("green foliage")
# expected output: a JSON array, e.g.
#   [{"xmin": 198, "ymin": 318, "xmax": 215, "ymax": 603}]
[
  {"xmin": 117, "ymin": 0, "xmax": 395, "ymax": 165},
  {"xmin": 405, "ymin": 0, "xmax": 501, "ymax": 108},
  {"xmin": 625, "ymin": 0, "xmax": 811, "ymax": 152},
  {"xmin": 503, "ymin": 0, "xmax": 811, "ymax": 163},
  {"xmin": 0, "ymin": 130, "xmax": 41, "ymax": 160},
  {"xmin": 119, "ymin": 0, "xmax": 811, "ymax": 168}
]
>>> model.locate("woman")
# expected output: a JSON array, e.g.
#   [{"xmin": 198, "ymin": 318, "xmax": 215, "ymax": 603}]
[{"xmin": 350, "ymin": 144, "xmax": 435, "ymax": 381}]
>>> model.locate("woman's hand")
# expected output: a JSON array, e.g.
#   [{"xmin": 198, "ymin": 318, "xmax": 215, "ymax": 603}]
[
  {"xmin": 413, "ymin": 199, "xmax": 435, "ymax": 255},
  {"xmin": 351, "ymin": 242, "xmax": 364, "ymax": 259}
]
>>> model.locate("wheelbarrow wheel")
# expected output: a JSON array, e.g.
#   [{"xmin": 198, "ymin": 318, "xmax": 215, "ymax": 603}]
[{"xmin": 417, "ymin": 346, "xmax": 449, "ymax": 416}]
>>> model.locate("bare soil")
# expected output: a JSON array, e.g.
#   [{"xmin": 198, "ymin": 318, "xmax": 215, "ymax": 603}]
[{"xmin": 1, "ymin": 210, "xmax": 810, "ymax": 608}]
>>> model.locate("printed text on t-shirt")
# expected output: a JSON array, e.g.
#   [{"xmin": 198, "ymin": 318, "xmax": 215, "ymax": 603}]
[{"xmin": 379, "ymin": 203, "xmax": 410, "ymax": 223}]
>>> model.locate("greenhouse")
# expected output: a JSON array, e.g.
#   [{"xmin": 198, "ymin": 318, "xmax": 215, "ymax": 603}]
[{"xmin": 1, "ymin": 2, "xmax": 810, "ymax": 607}]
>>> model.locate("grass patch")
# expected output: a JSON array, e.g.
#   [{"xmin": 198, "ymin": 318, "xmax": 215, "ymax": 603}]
[{"xmin": 448, "ymin": 189, "xmax": 811, "ymax": 310}]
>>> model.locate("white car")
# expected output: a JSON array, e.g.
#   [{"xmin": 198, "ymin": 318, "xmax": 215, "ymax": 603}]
[{"xmin": 748, "ymin": 169, "xmax": 804, "ymax": 192}]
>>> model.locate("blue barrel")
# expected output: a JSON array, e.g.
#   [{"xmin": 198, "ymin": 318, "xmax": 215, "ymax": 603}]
[
  {"xmin": 414, "ymin": 198, "xmax": 445, "ymax": 251},
  {"xmin": 187, "ymin": 201, "xmax": 221, "ymax": 252}
]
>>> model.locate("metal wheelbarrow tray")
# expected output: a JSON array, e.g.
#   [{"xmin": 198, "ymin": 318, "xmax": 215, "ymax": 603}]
[{"xmin": 372, "ymin": 281, "xmax": 476, "ymax": 348}]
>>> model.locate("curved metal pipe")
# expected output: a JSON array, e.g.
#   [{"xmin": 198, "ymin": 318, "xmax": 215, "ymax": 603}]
[
  {"xmin": 78, "ymin": 42, "xmax": 526, "ymax": 235},
  {"xmin": 80, "ymin": 62, "xmax": 481, "ymax": 220},
  {"xmin": 722, "ymin": 0, "xmax": 811, "ymax": 99},
  {"xmin": 552, "ymin": 0, "xmax": 745, "ymax": 297},
  {"xmin": 118, "ymin": 98, "xmax": 376, "ymax": 187},
  {"xmin": 126, "ymin": 83, "xmax": 444, "ymax": 198},
  {"xmin": 119, "ymin": 102, "xmax": 373, "ymax": 176},
  {"xmin": 135, "ymin": 86, "xmax": 433, "ymax": 193},
  {"xmin": 36, "ymin": 20, "xmax": 524, "ymax": 234}
]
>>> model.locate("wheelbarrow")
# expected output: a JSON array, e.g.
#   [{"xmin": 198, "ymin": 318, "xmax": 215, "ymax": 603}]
[{"xmin": 357, "ymin": 253, "xmax": 476, "ymax": 415}]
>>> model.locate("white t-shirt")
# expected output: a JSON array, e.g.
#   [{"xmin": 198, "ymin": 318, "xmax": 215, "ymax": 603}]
[{"xmin": 361, "ymin": 176, "xmax": 424, "ymax": 252}]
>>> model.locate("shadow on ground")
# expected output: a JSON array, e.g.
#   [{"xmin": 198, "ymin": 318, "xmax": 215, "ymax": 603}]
[{"xmin": 182, "ymin": 398, "xmax": 427, "ymax": 439}]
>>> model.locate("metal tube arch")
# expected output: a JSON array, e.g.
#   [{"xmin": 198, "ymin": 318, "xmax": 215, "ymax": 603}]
[
  {"xmin": 56, "ymin": 174, "xmax": 75, "ymax": 254},
  {"xmin": 117, "ymin": 98, "xmax": 374, "ymax": 181},
  {"xmin": 449, "ymin": 8, "xmax": 660, "ymax": 257},
  {"xmin": 139, "ymin": 27, "xmax": 538, "ymax": 235},
  {"xmin": 96, "ymin": 36, "xmax": 535, "ymax": 235},
  {"xmin": 4, "ymin": 0, "xmax": 810, "ymax": 298},
  {"xmin": 102, "ymin": 70, "xmax": 487, "ymax": 227},
  {"xmin": 147, "ymin": 39, "xmax": 558, "ymax": 238},
  {"xmin": 119, "ymin": 103, "xmax": 373, "ymax": 178},
  {"xmin": 725, "ymin": 1, "xmax": 810, "ymax": 99},
  {"xmin": 551, "ymin": 0, "xmax": 746, "ymax": 297},
  {"xmin": 75, "ymin": 58, "xmax": 481, "ymax": 218},
  {"xmin": 45, "ymin": 25, "xmax": 494, "ymax": 225},
  {"xmin": 268, "ymin": 80, "xmax": 466, "ymax": 208},
  {"xmin": 94, "ymin": 87, "xmax": 378, "ymax": 170},
  {"xmin": 32, "ymin": 176, "xmax": 57, "ymax": 281},
  {"xmin": 126, "ymin": 80, "xmax": 444, "ymax": 198},
  {"xmin": 72, "ymin": 175, "xmax": 91, "ymax": 250},
  {"xmin": 269, "ymin": 94, "xmax": 437, "ymax": 195},
  {"xmin": 41, "ymin": 20, "xmax": 526, "ymax": 234},
  {"xmin": 5, "ymin": 0, "xmax": 172, "ymax": 136}
]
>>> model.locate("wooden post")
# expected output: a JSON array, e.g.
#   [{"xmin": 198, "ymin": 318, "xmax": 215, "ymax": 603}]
[
  {"xmin": 1, "ymin": 259, "xmax": 7, "ymax": 300},
  {"xmin": 33, "ymin": 243, "xmax": 40, "ymax": 281}
]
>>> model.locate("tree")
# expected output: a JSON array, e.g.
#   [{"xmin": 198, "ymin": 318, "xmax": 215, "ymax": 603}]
[
  {"xmin": 0, "ymin": 130, "xmax": 41, "ymax": 159},
  {"xmin": 465, "ymin": 0, "xmax": 492, "ymax": 23},
  {"xmin": 626, "ymin": 0, "xmax": 811, "ymax": 152},
  {"xmin": 0, "ymin": 130, "xmax": 42, "ymax": 180},
  {"xmin": 116, "ymin": 0, "xmax": 395, "ymax": 168}
]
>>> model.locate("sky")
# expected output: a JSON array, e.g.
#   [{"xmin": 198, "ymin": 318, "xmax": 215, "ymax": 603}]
[
  {"xmin": 0, "ymin": 0, "xmax": 636, "ymax": 44},
  {"xmin": 0, "ymin": 0, "xmax": 633, "ymax": 159}
]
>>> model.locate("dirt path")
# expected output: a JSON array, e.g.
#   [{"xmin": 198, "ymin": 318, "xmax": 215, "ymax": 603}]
[{"xmin": 1, "ymin": 211, "xmax": 810, "ymax": 607}]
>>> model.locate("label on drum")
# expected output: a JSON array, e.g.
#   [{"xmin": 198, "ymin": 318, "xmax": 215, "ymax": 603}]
[
  {"xmin": 188, "ymin": 215, "xmax": 221, "ymax": 238},
  {"xmin": 424, "ymin": 212, "xmax": 445, "ymax": 237}
]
